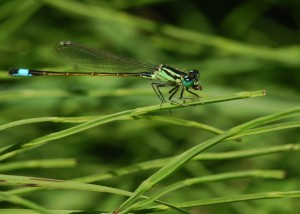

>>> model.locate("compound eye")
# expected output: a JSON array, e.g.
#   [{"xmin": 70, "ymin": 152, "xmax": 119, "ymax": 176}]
[{"xmin": 189, "ymin": 70, "xmax": 199, "ymax": 79}]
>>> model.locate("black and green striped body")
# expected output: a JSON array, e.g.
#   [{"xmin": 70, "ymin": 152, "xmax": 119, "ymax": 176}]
[{"xmin": 8, "ymin": 41, "xmax": 202, "ymax": 104}]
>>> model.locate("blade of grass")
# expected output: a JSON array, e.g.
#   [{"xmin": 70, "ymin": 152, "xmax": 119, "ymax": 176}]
[
  {"xmin": 0, "ymin": 115, "xmax": 225, "ymax": 137},
  {"xmin": 132, "ymin": 170, "xmax": 285, "ymax": 209},
  {"xmin": 6, "ymin": 144, "xmax": 299, "ymax": 196},
  {"xmin": 0, "ymin": 158, "xmax": 76, "ymax": 172},
  {"xmin": 0, "ymin": 114, "xmax": 240, "ymax": 142},
  {"xmin": 234, "ymin": 121, "xmax": 300, "ymax": 138},
  {"xmin": 117, "ymin": 106, "xmax": 300, "ymax": 213},
  {"xmin": 0, "ymin": 116, "xmax": 96, "ymax": 131},
  {"xmin": 0, "ymin": 210, "xmax": 72, "ymax": 214},
  {"xmin": 133, "ymin": 115, "xmax": 224, "ymax": 135},
  {"xmin": 0, "ymin": 174, "xmax": 135, "ymax": 197},
  {"xmin": 0, "ymin": 192, "xmax": 51, "ymax": 214},
  {"xmin": 0, "ymin": 90, "xmax": 265, "ymax": 161},
  {"xmin": 0, "ymin": 174, "xmax": 189, "ymax": 214},
  {"xmin": 136, "ymin": 191, "xmax": 300, "ymax": 212}
]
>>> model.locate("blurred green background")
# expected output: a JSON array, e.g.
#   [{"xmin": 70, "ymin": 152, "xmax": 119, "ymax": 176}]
[{"xmin": 0, "ymin": 0, "xmax": 299, "ymax": 213}]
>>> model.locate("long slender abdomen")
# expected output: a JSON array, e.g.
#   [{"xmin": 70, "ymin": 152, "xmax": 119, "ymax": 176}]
[{"xmin": 9, "ymin": 68, "xmax": 153, "ymax": 78}]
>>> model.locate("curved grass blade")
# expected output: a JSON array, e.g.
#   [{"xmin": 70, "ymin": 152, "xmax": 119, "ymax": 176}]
[
  {"xmin": 0, "ymin": 90, "xmax": 266, "ymax": 161},
  {"xmin": 0, "ymin": 192, "xmax": 51, "ymax": 214},
  {"xmin": 0, "ymin": 174, "xmax": 189, "ymax": 214},
  {"xmin": 131, "ymin": 170, "xmax": 285, "ymax": 210},
  {"xmin": 136, "ymin": 191, "xmax": 300, "ymax": 213},
  {"xmin": 117, "ymin": 106, "xmax": 300, "ymax": 213}
]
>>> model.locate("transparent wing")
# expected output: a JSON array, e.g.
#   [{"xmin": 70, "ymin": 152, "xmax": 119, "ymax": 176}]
[{"xmin": 54, "ymin": 41, "xmax": 158, "ymax": 73}]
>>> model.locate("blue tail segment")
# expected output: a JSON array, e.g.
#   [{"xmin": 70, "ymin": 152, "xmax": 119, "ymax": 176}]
[{"xmin": 9, "ymin": 68, "xmax": 33, "ymax": 77}]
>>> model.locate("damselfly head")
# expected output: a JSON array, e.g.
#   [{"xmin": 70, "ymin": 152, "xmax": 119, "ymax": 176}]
[{"xmin": 188, "ymin": 70, "xmax": 202, "ymax": 90}]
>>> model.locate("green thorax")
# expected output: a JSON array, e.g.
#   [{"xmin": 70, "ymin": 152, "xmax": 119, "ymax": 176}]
[{"xmin": 150, "ymin": 64, "xmax": 185, "ymax": 83}]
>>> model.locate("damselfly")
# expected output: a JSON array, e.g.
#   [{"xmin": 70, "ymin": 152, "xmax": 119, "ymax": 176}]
[{"xmin": 9, "ymin": 41, "xmax": 203, "ymax": 104}]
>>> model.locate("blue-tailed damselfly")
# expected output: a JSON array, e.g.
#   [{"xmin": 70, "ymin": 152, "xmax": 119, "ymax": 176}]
[{"xmin": 9, "ymin": 41, "xmax": 203, "ymax": 104}]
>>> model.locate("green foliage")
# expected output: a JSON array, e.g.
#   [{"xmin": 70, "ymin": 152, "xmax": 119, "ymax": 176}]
[{"xmin": 0, "ymin": 0, "xmax": 299, "ymax": 213}]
